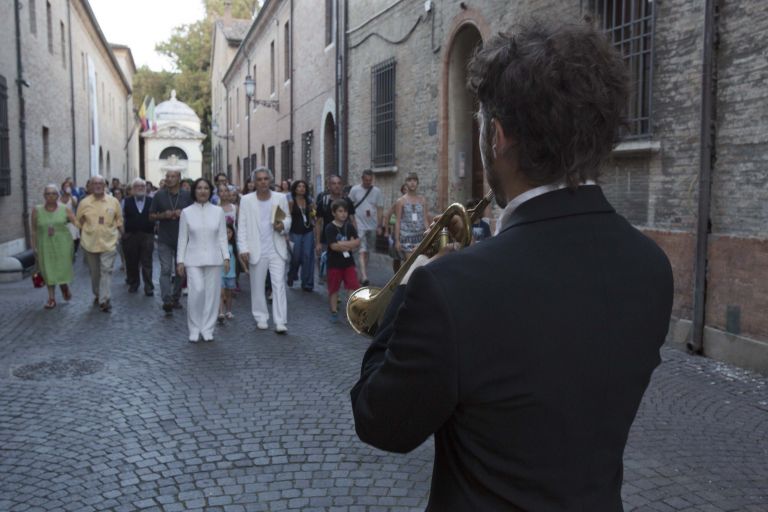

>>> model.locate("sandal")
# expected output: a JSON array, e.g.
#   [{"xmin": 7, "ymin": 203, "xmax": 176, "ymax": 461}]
[
  {"xmin": 44, "ymin": 298, "xmax": 56, "ymax": 309},
  {"xmin": 217, "ymin": 314, "xmax": 225, "ymax": 324},
  {"xmin": 225, "ymin": 312, "xmax": 234, "ymax": 320},
  {"xmin": 61, "ymin": 285, "xmax": 72, "ymax": 301}
]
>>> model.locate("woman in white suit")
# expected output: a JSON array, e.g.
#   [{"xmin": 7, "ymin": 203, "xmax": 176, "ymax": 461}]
[
  {"xmin": 176, "ymin": 178, "xmax": 230, "ymax": 343},
  {"xmin": 237, "ymin": 167, "xmax": 292, "ymax": 333}
]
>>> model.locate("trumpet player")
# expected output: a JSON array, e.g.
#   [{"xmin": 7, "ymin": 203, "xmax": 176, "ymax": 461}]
[{"xmin": 351, "ymin": 20, "xmax": 674, "ymax": 511}]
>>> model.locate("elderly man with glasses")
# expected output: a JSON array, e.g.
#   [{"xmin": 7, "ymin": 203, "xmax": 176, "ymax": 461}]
[
  {"xmin": 122, "ymin": 178, "xmax": 155, "ymax": 296},
  {"xmin": 77, "ymin": 175, "xmax": 123, "ymax": 312}
]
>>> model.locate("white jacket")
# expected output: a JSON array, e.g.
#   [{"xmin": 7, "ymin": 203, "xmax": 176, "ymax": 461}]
[
  {"xmin": 238, "ymin": 191, "xmax": 292, "ymax": 262},
  {"xmin": 177, "ymin": 202, "xmax": 229, "ymax": 266}
]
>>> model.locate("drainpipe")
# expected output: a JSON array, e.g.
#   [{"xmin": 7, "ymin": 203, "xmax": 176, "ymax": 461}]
[
  {"xmin": 66, "ymin": 0, "xmax": 77, "ymax": 186},
  {"xmin": 689, "ymin": 0, "xmax": 718, "ymax": 355},
  {"xmin": 335, "ymin": 0, "xmax": 342, "ymax": 180},
  {"xmin": 289, "ymin": 0, "xmax": 294, "ymax": 179},
  {"xmin": 225, "ymin": 84, "xmax": 229, "ymax": 179},
  {"xmin": 341, "ymin": 0, "xmax": 348, "ymax": 185},
  {"xmin": 13, "ymin": 0, "xmax": 30, "ymax": 248}
]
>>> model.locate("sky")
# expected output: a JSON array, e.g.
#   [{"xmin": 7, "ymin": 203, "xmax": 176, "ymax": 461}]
[{"xmin": 89, "ymin": 0, "xmax": 206, "ymax": 71}]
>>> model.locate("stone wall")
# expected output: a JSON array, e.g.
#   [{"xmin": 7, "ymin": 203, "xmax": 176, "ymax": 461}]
[
  {"xmin": 0, "ymin": 6, "xmax": 25, "ymax": 255},
  {"xmin": 0, "ymin": 0, "xmax": 133, "ymax": 254},
  {"xmin": 291, "ymin": 0, "xmax": 337, "ymax": 196},
  {"xmin": 345, "ymin": 0, "xmax": 768, "ymax": 368}
]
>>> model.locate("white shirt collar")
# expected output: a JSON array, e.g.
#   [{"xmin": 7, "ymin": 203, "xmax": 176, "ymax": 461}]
[{"xmin": 495, "ymin": 179, "xmax": 595, "ymax": 234}]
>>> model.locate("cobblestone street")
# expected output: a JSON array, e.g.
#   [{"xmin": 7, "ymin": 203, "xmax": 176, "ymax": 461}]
[{"xmin": 0, "ymin": 256, "xmax": 766, "ymax": 511}]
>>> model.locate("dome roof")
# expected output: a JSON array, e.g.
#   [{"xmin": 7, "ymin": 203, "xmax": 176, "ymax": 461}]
[{"xmin": 155, "ymin": 90, "xmax": 200, "ymax": 123}]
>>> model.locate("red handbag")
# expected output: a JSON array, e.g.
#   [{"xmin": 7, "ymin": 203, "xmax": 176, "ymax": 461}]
[{"xmin": 32, "ymin": 271, "xmax": 45, "ymax": 288}]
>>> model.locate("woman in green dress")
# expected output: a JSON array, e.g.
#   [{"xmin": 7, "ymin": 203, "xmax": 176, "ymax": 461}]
[{"xmin": 31, "ymin": 184, "xmax": 79, "ymax": 309}]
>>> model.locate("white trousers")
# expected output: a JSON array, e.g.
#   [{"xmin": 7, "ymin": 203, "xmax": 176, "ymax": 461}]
[
  {"xmin": 186, "ymin": 265, "xmax": 221, "ymax": 341},
  {"xmin": 249, "ymin": 255, "xmax": 287, "ymax": 326}
]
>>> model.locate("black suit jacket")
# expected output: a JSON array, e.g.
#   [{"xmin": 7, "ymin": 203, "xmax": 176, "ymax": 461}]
[
  {"xmin": 351, "ymin": 186, "xmax": 673, "ymax": 511},
  {"xmin": 123, "ymin": 196, "xmax": 154, "ymax": 234}
]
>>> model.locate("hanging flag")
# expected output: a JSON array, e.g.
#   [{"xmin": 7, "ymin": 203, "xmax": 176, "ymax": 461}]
[
  {"xmin": 138, "ymin": 96, "xmax": 148, "ymax": 132},
  {"xmin": 147, "ymin": 97, "xmax": 157, "ymax": 132}
]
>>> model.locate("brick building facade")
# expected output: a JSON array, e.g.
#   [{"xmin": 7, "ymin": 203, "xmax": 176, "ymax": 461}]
[
  {"xmin": 0, "ymin": 0, "xmax": 138, "ymax": 268},
  {"xmin": 218, "ymin": 0, "xmax": 341, "ymax": 196},
  {"xmin": 344, "ymin": 0, "xmax": 768, "ymax": 372}
]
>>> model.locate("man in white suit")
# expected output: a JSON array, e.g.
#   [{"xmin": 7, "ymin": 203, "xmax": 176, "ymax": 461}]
[{"xmin": 238, "ymin": 167, "xmax": 292, "ymax": 334}]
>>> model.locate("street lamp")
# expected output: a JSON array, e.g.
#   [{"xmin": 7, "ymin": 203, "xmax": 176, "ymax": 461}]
[
  {"xmin": 211, "ymin": 120, "xmax": 233, "ymax": 140},
  {"xmin": 242, "ymin": 73, "xmax": 279, "ymax": 178}
]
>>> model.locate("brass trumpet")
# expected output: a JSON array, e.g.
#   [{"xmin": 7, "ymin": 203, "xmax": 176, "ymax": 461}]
[{"xmin": 346, "ymin": 190, "xmax": 495, "ymax": 336}]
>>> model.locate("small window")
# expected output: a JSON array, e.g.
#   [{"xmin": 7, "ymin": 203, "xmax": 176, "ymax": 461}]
[
  {"xmin": 371, "ymin": 59, "xmax": 396, "ymax": 168},
  {"xmin": 280, "ymin": 140, "xmax": 293, "ymax": 180},
  {"xmin": 42, "ymin": 126, "xmax": 50, "ymax": 168},
  {"xmin": 46, "ymin": 1, "xmax": 53, "ymax": 54},
  {"xmin": 270, "ymin": 41, "xmax": 275, "ymax": 94},
  {"xmin": 0, "ymin": 75, "xmax": 11, "ymax": 196},
  {"xmin": 284, "ymin": 21, "xmax": 290, "ymax": 81},
  {"xmin": 60, "ymin": 21, "xmax": 66, "ymax": 67},
  {"xmin": 325, "ymin": 0, "xmax": 334, "ymax": 47},
  {"xmin": 253, "ymin": 64, "xmax": 257, "ymax": 102},
  {"xmin": 267, "ymin": 146, "xmax": 275, "ymax": 176},
  {"xmin": 590, "ymin": 0, "xmax": 655, "ymax": 139},
  {"xmin": 29, "ymin": 0, "xmax": 37, "ymax": 35}
]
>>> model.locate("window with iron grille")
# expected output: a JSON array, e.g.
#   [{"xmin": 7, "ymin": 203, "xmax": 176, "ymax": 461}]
[
  {"xmin": 301, "ymin": 130, "xmax": 313, "ymax": 183},
  {"xmin": 60, "ymin": 21, "xmax": 66, "ymax": 68},
  {"xmin": 0, "ymin": 75, "xmax": 10, "ymax": 196},
  {"xmin": 590, "ymin": 0, "xmax": 655, "ymax": 139},
  {"xmin": 267, "ymin": 146, "xmax": 275, "ymax": 176},
  {"xmin": 280, "ymin": 140, "xmax": 293, "ymax": 180},
  {"xmin": 46, "ymin": 1, "xmax": 53, "ymax": 54},
  {"xmin": 371, "ymin": 59, "xmax": 396, "ymax": 168}
]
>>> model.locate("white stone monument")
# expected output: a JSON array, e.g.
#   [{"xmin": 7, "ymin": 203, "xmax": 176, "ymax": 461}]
[{"xmin": 142, "ymin": 90, "xmax": 206, "ymax": 185}]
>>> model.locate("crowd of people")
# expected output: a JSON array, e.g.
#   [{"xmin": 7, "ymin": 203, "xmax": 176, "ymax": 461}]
[{"xmin": 30, "ymin": 167, "xmax": 494, "ymax": 341}]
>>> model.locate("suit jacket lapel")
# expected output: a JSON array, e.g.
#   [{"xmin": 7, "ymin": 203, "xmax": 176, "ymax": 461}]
[{"xmin": 499, "ymin": 185, "xmax": 615, "ymax": 234}]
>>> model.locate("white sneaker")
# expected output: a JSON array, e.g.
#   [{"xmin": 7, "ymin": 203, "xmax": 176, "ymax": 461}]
[
  {"xmin": 275, "ymin": 324, "xmax": 287, "ymax": 334},
  {"xmin": 257, "ymin": 321, "xmax": 268, "ymax": 330}
]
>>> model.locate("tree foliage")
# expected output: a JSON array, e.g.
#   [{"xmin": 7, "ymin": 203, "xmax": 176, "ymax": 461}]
[
  {"xmin": 139, "ymin": 0, "xmax": 260, "ymax": 164},
  {"xmin": 132, "ymin": 66, "xmax": 175, "ymax": 111}
]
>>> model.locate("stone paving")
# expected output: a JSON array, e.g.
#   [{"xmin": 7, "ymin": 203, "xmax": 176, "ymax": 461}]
[{"xmin": 0, "ymin": 253, "xmax": 766, "ymax": 511}]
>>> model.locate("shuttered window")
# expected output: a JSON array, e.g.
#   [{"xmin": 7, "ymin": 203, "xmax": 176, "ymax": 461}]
[{"xmin": 0, "ymin": 76, "xmax": 11, "ymax": 196}]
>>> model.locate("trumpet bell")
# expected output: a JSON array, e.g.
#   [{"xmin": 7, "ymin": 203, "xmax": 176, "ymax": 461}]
[{"xmin": 346, "ymin": 286, "xmax": 389, "ymax": 337}]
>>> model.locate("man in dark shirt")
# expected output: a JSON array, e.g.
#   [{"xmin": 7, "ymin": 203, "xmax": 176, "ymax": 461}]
[
  {"xmin": 149, "ymin": 169, "xmax": 192, "ymax": 314},
  {"xmin": 122, "ymin": 178, "xmax": 155, "ymax": 296}
]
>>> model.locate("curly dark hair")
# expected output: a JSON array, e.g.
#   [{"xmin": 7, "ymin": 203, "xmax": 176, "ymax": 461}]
[
  {"xmin": 467, "ymin": 20, "xmax": 629, "ymax": 188},
  {"xmin": 290, "ymin": 179, "xmax": 311, "ymax": 200}
]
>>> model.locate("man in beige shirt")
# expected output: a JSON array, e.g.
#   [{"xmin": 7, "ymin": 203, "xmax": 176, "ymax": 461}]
[{"xmin": 78, "ymin": 175, "xmax": 123, "ymax": 311}]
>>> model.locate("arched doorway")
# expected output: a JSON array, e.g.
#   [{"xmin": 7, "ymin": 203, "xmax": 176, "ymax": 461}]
[
  {"xmin": 106, "ymin": 151, "xmax": 111, "ymax": 178},
  {"xmin": 260, "ymin": 145, "xmax": 266, "ymax": 168},
  {"xmin": 159, "ymin": 146, "xmax": 188, "ymax": 160},
  {"xmin": 236, "ymin": 156, "xmax": 241, "ymax": 183},
  {"xmin": 323, "ymin": 114, "xmax": 336, "ymax": 179},
  {"xmin": 447, "ymin": 25, "xmax": 484, "ymax": 206},
  {"xmin": 98, "ymin": 146, "xmax": 104, "ymax": 175}
]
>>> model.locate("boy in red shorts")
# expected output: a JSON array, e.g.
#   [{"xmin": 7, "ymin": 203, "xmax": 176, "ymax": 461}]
[{"xmin": 324, "ymin": 199, "xmax": 361, "ymax": 322}]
